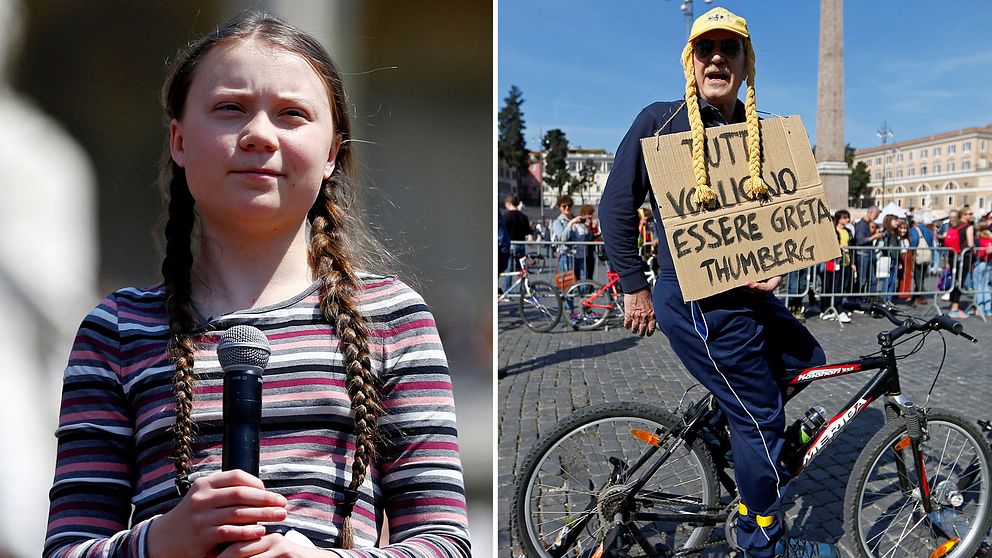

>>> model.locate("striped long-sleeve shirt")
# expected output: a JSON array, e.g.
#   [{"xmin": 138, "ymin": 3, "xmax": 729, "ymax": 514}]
[{"xmin": 46, "ymin": 275, "xmax": 470, "ymax": 557}]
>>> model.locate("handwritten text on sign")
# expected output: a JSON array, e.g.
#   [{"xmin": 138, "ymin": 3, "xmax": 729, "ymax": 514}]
[{"xmin": 640, "ymin": 116, "xmax": 839, "ymax": 301}]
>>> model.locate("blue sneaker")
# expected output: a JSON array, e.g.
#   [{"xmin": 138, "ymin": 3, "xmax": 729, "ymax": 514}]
[{"xmin": 773, "ymin": 536, "xmax": 840, "ymax": 557}]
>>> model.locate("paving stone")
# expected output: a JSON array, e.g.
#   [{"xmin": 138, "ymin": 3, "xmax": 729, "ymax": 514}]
[{"xmin": 498, "ymin": 303, "xmax": 992, "ymax": 555}]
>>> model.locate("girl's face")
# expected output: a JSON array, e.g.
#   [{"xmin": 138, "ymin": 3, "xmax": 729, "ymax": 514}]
[{"xmin": 170, "ymin": 39, "xmax": 339, "ymax": 235}]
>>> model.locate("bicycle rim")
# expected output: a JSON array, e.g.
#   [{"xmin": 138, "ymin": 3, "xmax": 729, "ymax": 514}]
[
  {"xmin": 849, "ymin": 412, "xmax": 992, "ymax": 557},
  {"xmin": 563, "ymin": 280, "xmax": 611, "ymax": 330},
  {"xmin": 519, "ymin": 280, "xmax": 562, "ymax": 333},
  {"xmin": 517, "ymin": 408, "xmax": 718, "ymax": 557}
]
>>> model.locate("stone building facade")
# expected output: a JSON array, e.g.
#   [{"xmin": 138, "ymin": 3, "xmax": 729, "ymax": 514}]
[{"xmin": 854, "ymin": 124, "xmax": 992, "ymax": 220}]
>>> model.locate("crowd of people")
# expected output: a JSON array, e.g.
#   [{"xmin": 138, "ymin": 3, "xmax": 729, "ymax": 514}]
[
  {"xmin": 498, "ymin": 197, "xmax": 992, "ymax": 324},
  {"xmin": 785, "ymin": 204, "xmax": 992, "ymax": 322}
]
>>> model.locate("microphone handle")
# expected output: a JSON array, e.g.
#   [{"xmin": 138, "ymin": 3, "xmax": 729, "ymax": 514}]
[{"xmin": 222, "ymin": 368, "xmax": 263, "ymax": 476}]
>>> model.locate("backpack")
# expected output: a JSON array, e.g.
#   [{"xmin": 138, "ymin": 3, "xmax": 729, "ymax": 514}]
[
  {"xmin": 945, "ymin": 224, "xmax": 961, "ymax": 254},
  {"xmin": 914, "ymin": 226, "xmax": 932, "ymax": 264}
]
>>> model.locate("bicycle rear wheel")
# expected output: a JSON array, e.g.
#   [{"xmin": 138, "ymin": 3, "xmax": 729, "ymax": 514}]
[
  {"xmin": 563, "ymin": 280, "xmax": 612, "ymax": 330},
  {"xmin": 519, "ymin": 280, "xmax": 563, "ymax": 333},
  {"xmin": 512, "ymin": 402, "xmax": 719, "ymax": 557},
  {"xmin": 844, "ymin": 408, "xmax": 992, "ymax": 558}
]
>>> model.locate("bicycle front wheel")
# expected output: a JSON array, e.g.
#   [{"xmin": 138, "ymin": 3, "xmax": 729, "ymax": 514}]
[
  {"xmin": 519, "ymin": 280, "xmax": 563, "ymax": 333},
  {"xmin": 563, "ymin": 280, "xmax": 612, "ymax": 330},
  {"xmin": 844, "ymin": 408, "xmax": 992, "ymax": 558},
  {"xmin": 512, "ymin": 402, "xmax": 719, "ymax": 557}
]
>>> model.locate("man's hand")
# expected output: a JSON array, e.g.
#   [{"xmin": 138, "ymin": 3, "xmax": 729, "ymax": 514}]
[
  {"xmin": 623, "ymin": 288, "xmax": 656, "ymax": 337},
  {"xmin": 744, "ymin": 275, "xmax": 782, "ymax": 293}
]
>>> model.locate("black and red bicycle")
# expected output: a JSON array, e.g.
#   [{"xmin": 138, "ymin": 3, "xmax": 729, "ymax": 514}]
[{"xmin": 512, "ymin": 301, "xmax": 992, "ymax": 557}]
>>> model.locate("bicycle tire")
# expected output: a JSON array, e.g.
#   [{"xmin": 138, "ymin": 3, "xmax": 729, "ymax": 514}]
[
  {"xmin": 512, "ymin": 402, "xmax": 720, "ymax": 557},
  {"xmin": 563, "ymin": 280, "xmax": 612, "ymax": 331},
  {"xmin": 843, "ymin": 408, "xmax": 992, "ymax": 558},
  {"xmin": 519, "ymin": 280, "xmax": 563, "ymax": 333}
]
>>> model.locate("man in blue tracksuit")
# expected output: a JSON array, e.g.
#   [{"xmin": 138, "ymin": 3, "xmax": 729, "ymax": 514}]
[{"xmin": 599, "ymin": 8, "xmax": 836, "ymax": 557}]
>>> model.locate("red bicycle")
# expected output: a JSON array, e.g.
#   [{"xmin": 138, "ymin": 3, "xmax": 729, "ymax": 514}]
[{"xmin": 563, "ymin": 269, "xmax": 625, "ymax": 330}]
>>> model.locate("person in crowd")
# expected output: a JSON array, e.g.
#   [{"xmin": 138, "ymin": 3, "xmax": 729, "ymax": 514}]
[
  {"xmin": 853, "ymin": 206, "xmax": 884, "ymax": 300},
  {"xmin": 598, "ymin": 7, "xmax": 836, "ymax": 557},
  {"xmin": 821, "ymin": 210, "xmax": 853, "ymax": 323},
  {"xmin": 876, "ymin": 215, "xmax": 902, "ymax": 302},
  {"xmin": 948, "ymin": 207, "xmax": 976, "ymax": 318},
  {"xmin": 551, "ymin": 195, "xmax": 581, "ymax": 280},
  {"xmin": 45, "ymin": 12, "xmax": 470, "ymax": 557},
  {"xmin": 972, "ymin": 219, "xmax": 992, "ymax": 318},
  {"xmin": 501, "ymin": 194, "xmax": 531, "ymax": 291},
  {"xmin": 894, "ymin": 219, "xmax": 915, "ymax": 304},
  {"xmin": 908, "ymin": 216, "xmax": 934, "ymax": 304},
  {"xmin": 578, "ymin": 204, "xmax": 599, "ymax": 280},
  {"xmin": 498, "ymin": 209, "xmax": 510, "ymax": 279}
]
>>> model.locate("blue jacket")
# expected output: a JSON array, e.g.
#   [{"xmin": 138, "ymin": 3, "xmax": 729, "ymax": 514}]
[
  {"xmin": 909, "ymin": 224, "xmax": 934, "ymax": 247},
  {"xmin": 599, "ymin": 98, "xmax": 746, "ymax": 293}
]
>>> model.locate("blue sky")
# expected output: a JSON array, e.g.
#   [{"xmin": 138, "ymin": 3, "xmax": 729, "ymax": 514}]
[{"xmin": 498, "ymin": 0, "xmax": 992, "ymax": 155}]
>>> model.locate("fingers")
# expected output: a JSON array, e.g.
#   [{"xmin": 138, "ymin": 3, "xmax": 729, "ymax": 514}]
[
  {"xmin": 196, "ymin": 485, "xmax": 287, "ymax": 510},
  {"xmin": 203, "ymin": 469, "xmax": 268, "ymax": 490}
]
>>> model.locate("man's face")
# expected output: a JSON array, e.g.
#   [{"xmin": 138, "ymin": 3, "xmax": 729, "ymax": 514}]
[
  {"xmin": 692, "ymin": 30, "xmax": 746, "ymax": 109},
  {"xmin": 559, "ymin": 202, "xmax": 572, "ymax": 217},
  {"xmin": 950, "ymin": 210, "xmax": 959, "ymax": 224}
]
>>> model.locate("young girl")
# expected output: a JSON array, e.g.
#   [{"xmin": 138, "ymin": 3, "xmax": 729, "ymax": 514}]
[{"xmin": 45, "ymin": 12, "xmax": 469, "ymax": 558}]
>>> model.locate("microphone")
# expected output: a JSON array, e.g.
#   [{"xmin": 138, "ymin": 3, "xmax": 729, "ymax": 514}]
[{"xmin": 217, "ymin": 325, "xmax": 270, "ymax": 476}]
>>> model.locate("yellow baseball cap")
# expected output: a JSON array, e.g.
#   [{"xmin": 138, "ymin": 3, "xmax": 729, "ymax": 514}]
[{"xmin": 688, "ymin": 7, "xmax": 749, "ymax": 41}]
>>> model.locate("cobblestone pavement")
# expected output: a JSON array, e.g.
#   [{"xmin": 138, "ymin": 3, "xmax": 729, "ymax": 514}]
[{"xmin": 497, "ymin": 300, "xmax": 992, "ymax": 556}]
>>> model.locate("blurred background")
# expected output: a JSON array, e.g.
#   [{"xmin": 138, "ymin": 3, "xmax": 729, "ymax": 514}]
[{"xmin": 1, "ymin": 1, "xmax": 492, "ymax": 556}]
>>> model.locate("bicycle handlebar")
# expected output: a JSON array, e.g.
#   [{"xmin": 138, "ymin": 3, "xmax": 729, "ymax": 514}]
[{"xmin": 841, "ymin": 301, "xmax": 977, "ymax": 345}]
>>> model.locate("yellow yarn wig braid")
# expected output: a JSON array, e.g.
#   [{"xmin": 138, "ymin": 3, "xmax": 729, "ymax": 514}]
[{"xmin": 681, "ymin": 37, "xmax": 768, "ymax": 207}]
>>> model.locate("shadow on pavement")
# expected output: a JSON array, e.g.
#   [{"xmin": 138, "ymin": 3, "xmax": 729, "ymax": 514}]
[{"xmin": 498, "ymin": 335, "xmax": 640, "ymax": 379}]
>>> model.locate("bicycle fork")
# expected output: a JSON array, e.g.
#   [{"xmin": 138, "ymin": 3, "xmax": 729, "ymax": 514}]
[{"xmin": 886, "ymin": 395, "xmax": 934, "ymax": 513}]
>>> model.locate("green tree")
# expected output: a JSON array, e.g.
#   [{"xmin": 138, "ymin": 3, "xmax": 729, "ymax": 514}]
[
  {"xmin": 569, "ymin": 159, "xmax": 598, "ymax": 204},
  {"xmin": 849, "ymin": 161, "xmax": 871, "ymax": 200},
  {"xmin": 845, "ymin": 143, "xmax": 870, "ymax": 202},
  {"xmin": 498, "ymin": 86, "xmax": 529, "ymax": 191},
  {"xmin": 542, "ymin": 129, "xmax": 571, "ymax": 199}
]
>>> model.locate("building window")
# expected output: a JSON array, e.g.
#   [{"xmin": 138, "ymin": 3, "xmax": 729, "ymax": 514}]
[
  {"xmin": 897, "ymin": 169, "xmax": 903, "ymax": 178},
  {"xmin": 897, "ymin": 199, "xmax": 903, "ymax": 207},
  {"xmin": 949, "ymin": 144, "xmax": 957, "ymax": 154},
  {"xmin": 980, "ymin": 197, "xmax": 986, "ymax": 209},
  {"xmin": 964, "ymin": 141, "xmax": 972, "ymax": 152},
  {"xmin": 921, "ymin": 148, "xmax": 928, "ymax": 159},
  {"xmin": 886, "ymin": 170, "xmax": 892, "ymax": 179},
  {"xmin": 948, "ymin": 195, "xmax": 954, "ymax": 206},
  {"xmin": 897, "ymin": 152, "xmax": 904, "ymax": 162},
  {"xmin": 875, "ymin": 156, "xmax": 882, "ymax": 165},
  {"xmin": 908, "ymin": 152, "xmax": 914, "ymax": 161},
  {"xmin": 934, "ymin": 162, "xmax": 941, "ymax": 173},
  {"xmin": 934, "ymin": 146, "xmax": 942, "ymax": 156},
  {"xmin": 982, "ymin": 139, "xmax": 988, "ymax": 151},
  {"xmin": 886, "ymin": 155, "xmax": 893, "ymax": 164},
  {"xmin": 948, "ymin": 161, "xmax": 956, "ymax": 172},
  {"xmin": 921, "ymin": 165, "xmax": 927, "ymax": 175},
  {"xmin": 908, "ymin": 167, "xmax": 915, "ymax": 176},
  {"xmin": 963, "ymin": 159, "xmax": 971, "ymax": 170}
]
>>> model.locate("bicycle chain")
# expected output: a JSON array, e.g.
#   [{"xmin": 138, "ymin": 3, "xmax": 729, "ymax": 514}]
[{"xmin": 673, "ymin": 537, "xmax": 735, "ymax": 556}]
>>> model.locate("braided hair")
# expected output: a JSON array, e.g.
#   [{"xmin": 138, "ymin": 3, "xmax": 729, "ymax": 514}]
[
  {"xmin": 681, "ymin": 35, "xmax": 767, "ymax": 208},
  {"xmin": 159, "ymin": 10, "xmax": 395, "ymax": 547}
]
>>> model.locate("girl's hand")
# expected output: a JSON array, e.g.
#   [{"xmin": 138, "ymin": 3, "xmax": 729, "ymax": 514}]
[
  {"xmin": 218, "ymin": 533, "xmax": 322, "ymax": 558},
  {"xmin": 148, "ymin": 470, "xmax": 288, "ymax": 558}
]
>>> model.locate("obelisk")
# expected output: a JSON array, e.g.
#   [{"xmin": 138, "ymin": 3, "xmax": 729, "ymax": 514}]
[{"xmin": 816, "ymin": 0, "xmax": 851, "ymax": 211}]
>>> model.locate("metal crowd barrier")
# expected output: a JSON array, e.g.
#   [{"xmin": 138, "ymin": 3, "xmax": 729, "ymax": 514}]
[{"xmin": 505, "ymin": 240, "xmax": 990, "ymax": 324}]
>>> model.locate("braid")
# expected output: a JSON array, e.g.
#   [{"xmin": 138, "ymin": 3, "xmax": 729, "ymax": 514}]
[
  {"xmin": 162, "ymin": 162, "xmax": 198, "ymax": 495},
  {"xmin": 308, "ymin": 180, "xmax": 382, "ymax": 548},
  {"xmin": 682, "ymin": 43, "xmax": 717, "ymax": 208},
  {"xmin": 743, "ymin": 40, "xmax": 767, "ymax": 198}
]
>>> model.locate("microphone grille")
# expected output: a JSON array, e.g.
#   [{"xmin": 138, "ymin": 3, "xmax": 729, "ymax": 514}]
[{"xmin": 217, "ymin": 325, "xmax": 271, "ymax": 370}]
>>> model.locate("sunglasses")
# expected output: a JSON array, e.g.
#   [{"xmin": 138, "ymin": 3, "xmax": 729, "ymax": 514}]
[
  {"xmin": 694, "ymin": 38, "xmax": 743, "ymax": 60},
  {"xmin": 560, "ymin": 204, "xmax": 572, "ymax": 208}
]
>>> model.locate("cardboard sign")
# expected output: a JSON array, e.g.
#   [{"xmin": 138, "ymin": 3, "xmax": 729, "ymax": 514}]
[{"xmin": 640, "ymin": 116, "xmax": 839, "ymax": 301}]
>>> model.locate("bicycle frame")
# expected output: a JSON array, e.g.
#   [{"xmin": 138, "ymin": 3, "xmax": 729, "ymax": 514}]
[
  {"xmin": 613, "ymin": 340, "xmax": 934, "ymax": 530},
  {"xmin": 578, "ymin": 271, "xmax": 622, "ymax": 312}
]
